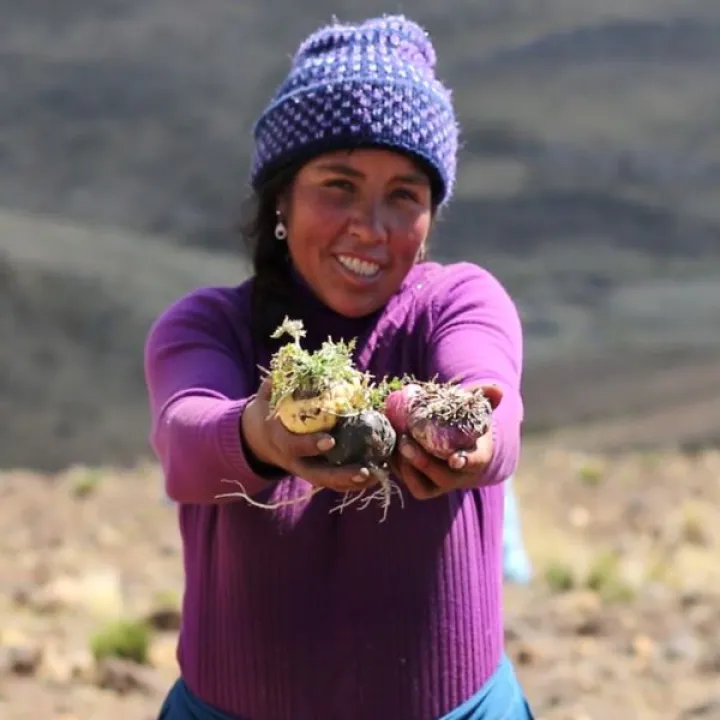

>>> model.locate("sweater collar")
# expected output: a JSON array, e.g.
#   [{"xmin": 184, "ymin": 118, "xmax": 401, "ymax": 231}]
[{"xmin": 286, "ymin": 263, "xmax": 380, "ymax": 349}]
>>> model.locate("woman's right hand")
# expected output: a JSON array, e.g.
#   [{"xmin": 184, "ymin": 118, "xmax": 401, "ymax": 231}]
[{"xmin": 241, "ymin": 379, "xmax": 377, "ymax": 493}]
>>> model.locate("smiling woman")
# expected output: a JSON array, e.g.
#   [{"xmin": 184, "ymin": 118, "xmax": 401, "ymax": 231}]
[
  {"xmin": 279, "ymin": 149, "xmax": 433, "ymax": 318},
  {"xmin": 145, "ymin": 14, "xmax": 533, "ymax": 720}
]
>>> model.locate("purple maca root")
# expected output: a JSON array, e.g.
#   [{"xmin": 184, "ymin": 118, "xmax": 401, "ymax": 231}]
[{"xmin": 406, "ymin": 381, "xmax": 493, "ymax": 460}]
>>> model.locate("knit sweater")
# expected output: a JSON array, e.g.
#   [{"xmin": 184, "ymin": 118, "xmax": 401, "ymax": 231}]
[{"xmin": 144, "ymin": 260, "xmax": 524, "ymax": 720}]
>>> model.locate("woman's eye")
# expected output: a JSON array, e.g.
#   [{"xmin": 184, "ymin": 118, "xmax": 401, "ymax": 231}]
[
  {"xmin": 325, "ymin": 179, "xmax": 355, "ymax": 192},
  {"xmin": 392, "ymin": 187, "xmax": 419, "ymax": 202}
]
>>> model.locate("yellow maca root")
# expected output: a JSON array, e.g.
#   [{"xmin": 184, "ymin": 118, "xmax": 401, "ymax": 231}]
[{"xmin": 274, "ymin": 380, "xmax": 366, "ymax": 434}]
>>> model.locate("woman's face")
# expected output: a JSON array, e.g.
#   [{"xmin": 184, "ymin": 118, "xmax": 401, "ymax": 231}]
[{"xmin": 279, "ymin": 148, "xmax": 433, "ymax": 318}]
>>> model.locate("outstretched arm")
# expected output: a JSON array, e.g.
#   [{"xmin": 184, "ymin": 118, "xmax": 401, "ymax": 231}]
[
  {"xmin": 394, "ymin": 264, "xmax": 523, "ymax": 496},
  {"xmin": 144, "ymin": 289, "xmax": 286, "ymax": 504}
]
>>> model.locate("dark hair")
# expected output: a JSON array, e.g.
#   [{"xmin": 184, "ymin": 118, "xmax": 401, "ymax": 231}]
[{"xmin": 239, "ymin": 161, "xmax": 302, "ymax": 349}]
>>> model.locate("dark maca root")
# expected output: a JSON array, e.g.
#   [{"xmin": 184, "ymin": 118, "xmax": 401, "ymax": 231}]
[{"xmin": 323, "ymin": 410, "xmax": 397, "ymax": 468}]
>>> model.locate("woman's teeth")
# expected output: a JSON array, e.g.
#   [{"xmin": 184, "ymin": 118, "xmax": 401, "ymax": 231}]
[{"xmin": 336, "ymin": 255, "xmax": 381, "ymax": 277}]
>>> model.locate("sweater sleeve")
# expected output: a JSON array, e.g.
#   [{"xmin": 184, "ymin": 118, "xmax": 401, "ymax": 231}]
[
  {"xmin": 426, "ymin": 263, "xmax": 524, "ymax": 486},
  {"xmin": 143, "ymin": 288, "xmax": 284, "ymax": 504}
]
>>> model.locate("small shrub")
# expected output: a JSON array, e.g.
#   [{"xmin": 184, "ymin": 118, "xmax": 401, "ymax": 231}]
[
  {"xmin": 90, "ymin": 619, "xmax": 150, "ymax": 664},
  {"xmin": 680, "ymin": 503, "xmax": 708, "ymax": 546},
  {"xmin": 586, "ymin": 552, "xmax": 635, "ymax": 603},
  {"xmin": 544, "ymin": 562, "xmax": 575, "ymax": 593},
  {"xmin": 576, "ymin": 461, "xmax": 603, "ymax": 486},
  {"xmin": 71, "ymin": 469, "xmax": 103, "ymax": 498}
]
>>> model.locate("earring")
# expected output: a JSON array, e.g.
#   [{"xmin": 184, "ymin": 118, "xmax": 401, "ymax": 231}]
[{"xmin": 274, "ymin": 212, "xmax": 287, "ymax": 241}]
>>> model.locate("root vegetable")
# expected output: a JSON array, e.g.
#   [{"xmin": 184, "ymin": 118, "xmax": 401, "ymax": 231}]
[
  {"xmin": 385, "ymin": 381, "xmax": 493, "ymax": 460},
  {"xmin": 323, "ymin": 410, "xmax": 397, "ymax": 468},
  {"xmin": 274, "ymin": 381, "xmax": 365, "ymax": 434},
  {"xmin": 383, "ymin": 382, "xmax": 422, "ymax": 434},
  {"xmin": 266, "ymin": 317, "xmax": 369, "ymax": 436}
]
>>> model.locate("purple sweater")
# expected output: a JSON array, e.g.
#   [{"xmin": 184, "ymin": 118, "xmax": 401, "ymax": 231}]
[{"xmin": 144, "ymin": 261, "xmax": 524, "ymax": 720}]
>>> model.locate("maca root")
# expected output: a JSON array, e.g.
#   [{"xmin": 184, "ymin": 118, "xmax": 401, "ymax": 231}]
[
  {"xmin": 384, "ymin": 380, "xmax": 493, "ymax": 460},
  {"xmin": 216, "ymin": 320, "xmax": 494, "ymax": 521},
  {"xmin": 323, "ymin": 410, "xmax": 396, "ymax": 467}
]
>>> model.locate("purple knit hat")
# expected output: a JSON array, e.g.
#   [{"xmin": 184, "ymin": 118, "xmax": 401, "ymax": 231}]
[{"xmin": 250, "ymin": 15, "xmax": 459, "ymax": 206}]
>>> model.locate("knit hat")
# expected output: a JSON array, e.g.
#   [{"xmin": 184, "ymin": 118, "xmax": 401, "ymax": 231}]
[{"xmin": 250, "ymin": 15, "xmax": 459, "ymax": 206}]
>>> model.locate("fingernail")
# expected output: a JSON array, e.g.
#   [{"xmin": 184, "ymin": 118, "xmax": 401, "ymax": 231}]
[
  {"xmin": 352, "ymin": 473, "xmax": 367, "ymax": 484},
  {"xmin": 400, "ymin": 441, "xmax": 414, "ymax": 460},
  {"xmin": 316, "ymin": 436, "xmax": 334, "ymax": 452}
]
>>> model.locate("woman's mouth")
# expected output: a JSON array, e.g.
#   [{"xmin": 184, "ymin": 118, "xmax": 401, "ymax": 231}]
[{"xmin": 335, "ymin": 254, "xmax": 381, "ymax": 279}]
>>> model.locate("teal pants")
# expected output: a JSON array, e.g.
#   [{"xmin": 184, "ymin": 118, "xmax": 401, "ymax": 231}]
[
  {"xmin": 439, "ymin": 654, "xmax": 535, "ymax": 719},
  {"xmin": 159, "ymin": 655, "xmax": 534, "ymax": 719}
]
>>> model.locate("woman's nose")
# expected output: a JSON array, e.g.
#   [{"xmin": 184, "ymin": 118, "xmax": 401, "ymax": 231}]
[{"xmin": 349, "ymin": 201, "xmax": 389, "ymax": 244}]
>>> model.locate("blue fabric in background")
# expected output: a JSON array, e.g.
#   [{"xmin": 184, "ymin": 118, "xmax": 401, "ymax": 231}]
[{"xmin": 502, "ymin": 476, "xmax": 533, "ymax": 585}]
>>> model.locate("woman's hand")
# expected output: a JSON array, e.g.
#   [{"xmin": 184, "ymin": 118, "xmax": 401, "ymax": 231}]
[
  {"xmin": 241, "ymin": 379, "xmax": 377, "ymax": 493},
  {"xmin": 391, "ymin": 383, "xmax": 502, "ymax": 500}
]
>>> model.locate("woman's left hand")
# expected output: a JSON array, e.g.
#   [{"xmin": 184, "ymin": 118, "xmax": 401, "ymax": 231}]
[{"xmin": 390, "ymin": 384, "xmax": 502, "ymax": 500}]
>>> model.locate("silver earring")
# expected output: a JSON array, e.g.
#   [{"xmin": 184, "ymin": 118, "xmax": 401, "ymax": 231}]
[{"xmin": 274, "ymin": 212, "xmax": 287, "ymax": 241}]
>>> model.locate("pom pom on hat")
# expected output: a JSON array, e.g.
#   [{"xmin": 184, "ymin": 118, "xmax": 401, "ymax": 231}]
[{"xmin": 250, "ymin": 15, "xmax": 459, "ymax": 206}]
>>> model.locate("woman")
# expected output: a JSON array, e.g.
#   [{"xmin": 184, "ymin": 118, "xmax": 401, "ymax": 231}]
[{"xmin": 145, "ymin": 14, "xmax": 533, "ymax": 720}]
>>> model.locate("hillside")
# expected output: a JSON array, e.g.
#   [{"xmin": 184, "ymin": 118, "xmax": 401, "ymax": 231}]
[
  {"xmin": 0, "ymin": 210, "xmax": 244, "ymax": 471},
  {"xmin": 1, "ymin": 0, "xmax": 720, "ymax": 253},
  {"xmin": 2, "ymin": 207, "xmax": 719, "ymax": 472}
]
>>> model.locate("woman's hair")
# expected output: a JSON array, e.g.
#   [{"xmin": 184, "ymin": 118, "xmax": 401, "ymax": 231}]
[{"xmin": 239, "ymin": 162, "xmax": 302, "ymax": 349}]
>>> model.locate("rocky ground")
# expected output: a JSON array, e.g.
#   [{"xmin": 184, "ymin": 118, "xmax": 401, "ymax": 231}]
[{"xmin": 1, "ymin": 442, "xmax": 718, "ymax": 720}]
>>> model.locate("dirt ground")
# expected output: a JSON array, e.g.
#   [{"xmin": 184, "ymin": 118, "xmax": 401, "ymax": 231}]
[{"xmin": 1, "ymin": 441, "xmax": 718, "ymax": 720}]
